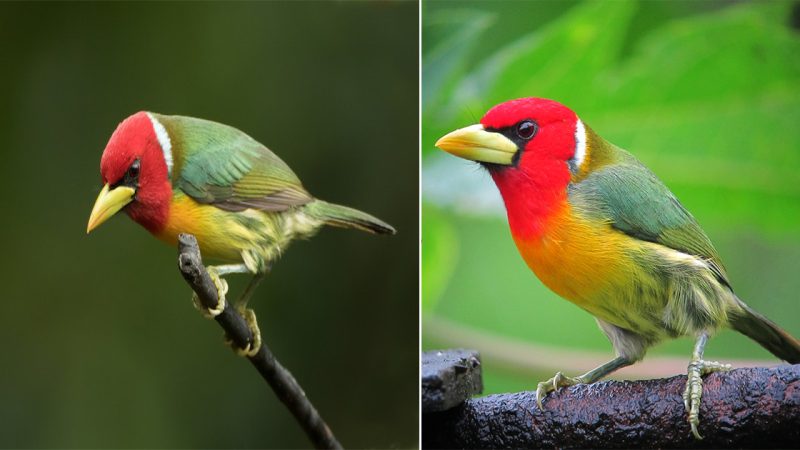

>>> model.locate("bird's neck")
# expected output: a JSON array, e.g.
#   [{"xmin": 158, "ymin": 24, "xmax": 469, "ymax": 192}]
[
  {"xmin": 125, "ymin": 180, "xmax": 172, "ymax": 234},
  {"xmin": 489, "ymin": 161, "xmax": 571, "ymax": 241}
]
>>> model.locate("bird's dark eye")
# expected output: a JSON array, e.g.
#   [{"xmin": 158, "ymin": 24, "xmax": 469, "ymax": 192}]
[
  {"xmin": 516, "ymin": 120, "xmax": 536, "ymax": 140},
  {"xmin": 125, "ymin": 159, "xmax": 140, "ymax": 182}
]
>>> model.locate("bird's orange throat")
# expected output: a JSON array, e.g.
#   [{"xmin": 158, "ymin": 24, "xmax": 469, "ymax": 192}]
[
  {"xmin": 511, "ymin": 204, "xmax": 593, "ymax": 301},
  {"xmin": 491, "ymin": 164, "xmax": 623, "ymax": 305}
]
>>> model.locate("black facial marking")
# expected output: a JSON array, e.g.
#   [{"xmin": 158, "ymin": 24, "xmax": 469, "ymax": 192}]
[
  {"xmin": 484, "ymin": 119, "xmax": 538, "ymax": 168},
  {"xmin": 111, "ymin": 158, "xmax": 141, "ymax": 189}
]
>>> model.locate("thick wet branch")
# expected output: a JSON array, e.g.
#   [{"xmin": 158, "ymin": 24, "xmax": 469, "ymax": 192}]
[
  {"xmin": 177, "ymin": 233, "xmax": 341, "ymax": 450},
  {"xmin": 423, "ymin": 361, "xmax": 800, "ymax": 448}
]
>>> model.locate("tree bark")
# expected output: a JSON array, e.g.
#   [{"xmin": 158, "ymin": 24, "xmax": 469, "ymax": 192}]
[{"xmin": 423, "ymin": 364, "xmax": 800, "ymax": 448}]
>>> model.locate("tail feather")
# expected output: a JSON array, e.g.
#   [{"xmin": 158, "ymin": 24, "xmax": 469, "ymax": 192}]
[
  {"xmin": 730, "ymin": 299, "xmax": 800, "ymax": 364},
  {"xmin": 304, "ymin": 200, "xmax": 396, "ymax": 235}
]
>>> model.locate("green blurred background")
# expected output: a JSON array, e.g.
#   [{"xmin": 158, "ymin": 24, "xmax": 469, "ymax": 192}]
[
  {"xmin": 0, "ymin": 2, "xmax": 417, "ymax": 448},
  {"xmin": 423, "ymin": 0, "xmax": 800, "ymax": 394}
]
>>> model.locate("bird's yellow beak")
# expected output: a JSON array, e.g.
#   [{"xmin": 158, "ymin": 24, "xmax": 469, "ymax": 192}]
[
  {"xmin": 86, "ymin": 183, "xmax": 135, "ymax": 234},
  {"xmin": 435, "ymin": 124, "xmax": 518, "ymax": 166}
]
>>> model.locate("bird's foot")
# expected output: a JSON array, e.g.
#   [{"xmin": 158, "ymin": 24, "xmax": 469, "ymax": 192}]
[
  {"xmin": 192, "ymin": 267, "xmax": 228, "ymax": 318},
  {"xmin": 536, "ymin": 371, "xmax": 584, "ymax": 409},
  {"xmin": 224, "ymin": 307, "xmax": 262, "ymax": 358},
  {"xmin": 682, "ymin": 359, "xmax": 731, "ymax": 439}
]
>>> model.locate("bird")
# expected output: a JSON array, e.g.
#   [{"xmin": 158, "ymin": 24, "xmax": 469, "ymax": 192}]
[
  {"xmin": 434, "ymin": 97, "xmax": 800, "ymax": 438},
  {"xmin": 87, "ymin": 111, "xmax": 395, "ymax": 355}
]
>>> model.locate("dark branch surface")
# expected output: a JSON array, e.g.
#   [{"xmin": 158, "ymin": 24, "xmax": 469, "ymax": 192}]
[
  {"xmin": 423, "ymin": 364, "xmax": 800, "ymax": 448},
  {"xmin": 177, "ymin": 233, "xmax": 341, "ymax": 450},
  {"xmin": 422, "ymin": 349, "xmax": 483, "ymax": 412}
]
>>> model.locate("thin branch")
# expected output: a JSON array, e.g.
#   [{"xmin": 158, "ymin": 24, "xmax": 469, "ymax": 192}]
[
  {"xmin": 423, "ymin": 363, "xmax": 800, "ymax": 448},
  {"xmin": 177, "ymin": 233, "xmax": 341, "ymax": 450}
]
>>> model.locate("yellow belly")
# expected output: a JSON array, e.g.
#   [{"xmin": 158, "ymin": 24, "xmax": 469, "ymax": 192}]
[{"xmin": 154, "ymin": 193, "xmax": 323, "ymax": 271}]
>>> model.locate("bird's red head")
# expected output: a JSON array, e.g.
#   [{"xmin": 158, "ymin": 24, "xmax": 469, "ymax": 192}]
[
  {"xmin": 436, "ymin": 98, "xmax": 587, "ymax": 239},
  {"xmin": 87, "ymin": 111, "xmax": 173, "ymax": 234},
  {"xmin": 480, "ymin": 98, "xmax": 580, "ymax": 167}
]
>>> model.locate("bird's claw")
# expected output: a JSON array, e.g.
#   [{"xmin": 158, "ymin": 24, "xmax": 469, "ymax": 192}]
[
  {"xmin": 535, "ymin": 371, "xmax": 583, "ymax": 409},
  {"xmin": 682, "ymin": 359, "xmax": 731, "ymax": 439},
  {"xmin": 192, "ymin": 267, "xmax": 228, "ymax": 318},
  {"xmin": 225, "ymin": 307, "xmax": 262, "ymax": 358}
]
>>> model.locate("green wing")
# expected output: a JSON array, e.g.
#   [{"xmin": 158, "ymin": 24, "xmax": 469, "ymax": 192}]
[
  {"xmin": 162, "ymin": 115, "xmax": 313, "ymax": 212},
  {"xmin": 569, "ymin": 150, "xmax": 730, "ymax": 286}
]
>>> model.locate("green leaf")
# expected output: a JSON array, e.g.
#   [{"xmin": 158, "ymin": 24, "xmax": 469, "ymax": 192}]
[
  {"xmin": 454, "ymin": 0, "xmax": 637, "ymax": 110},
  {"xmin": 421, "ymin": 204, "xmax": 459, "ymax": 313},
  {"xmin": 423, "ymin": 9, "xmax": 495, "ymax": 113}
]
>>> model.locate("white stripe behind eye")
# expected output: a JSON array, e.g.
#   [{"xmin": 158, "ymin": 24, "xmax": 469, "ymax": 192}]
[
  {"xmin": 146, "ymin": 112, "xmax": 173, "ymax": 177},
  {"xmin": 573, "ymin": 118, "xmax": 587, "ymax": 171}
]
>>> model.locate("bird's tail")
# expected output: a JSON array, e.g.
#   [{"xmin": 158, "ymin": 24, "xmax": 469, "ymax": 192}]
[
  {"xmin": 304, "ymin": 200, "xmax": 396, "ymax": 235},
  {"xmin": 730, "ymin": 298, "xmax": 800, "ymax": 364}
]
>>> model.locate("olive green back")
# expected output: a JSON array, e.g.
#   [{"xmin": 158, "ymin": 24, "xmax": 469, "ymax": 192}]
[{"xmin": 157, "ymin": 114, "xmax": 313, "ymax": 212}]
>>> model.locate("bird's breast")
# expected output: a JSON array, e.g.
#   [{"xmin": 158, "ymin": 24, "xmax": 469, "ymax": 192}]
[
  {"xmin": 511, "ymin": 204, "xmax": 634, "ymax": 313},
  {"xmin": 154, "ymin": 194, "xmax": 246, "ymax": 261},
  {"xmin": 511, "ymin": 202, "xmax": 734, "ymax": 339}
]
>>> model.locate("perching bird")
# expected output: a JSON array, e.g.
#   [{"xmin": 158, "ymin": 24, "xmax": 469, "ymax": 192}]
[
  {"xmin": 435, "ymin": 97, "xmax": 800, "ymax": 438},
  {"xmin": 88, "ymin": 112, "xmax": 395, "ymax": 355}
]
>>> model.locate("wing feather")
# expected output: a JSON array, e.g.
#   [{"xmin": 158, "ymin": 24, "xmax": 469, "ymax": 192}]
[
  {"xmin": 568, "ymin": 151, "xmax": 730, "ymax": 287},
  {"xmin": 160, "ymin": 115, "xmax": 313, "ymax": 212}
]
